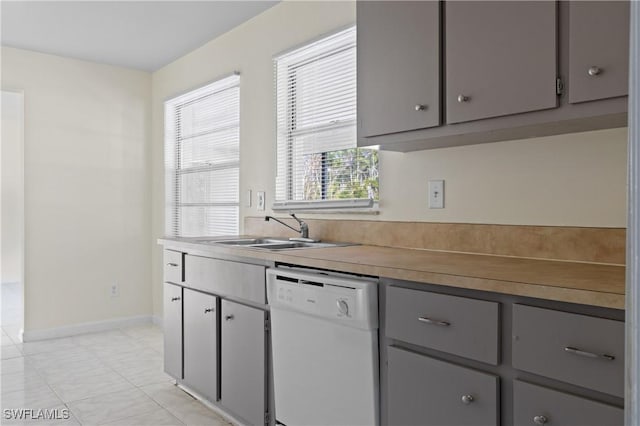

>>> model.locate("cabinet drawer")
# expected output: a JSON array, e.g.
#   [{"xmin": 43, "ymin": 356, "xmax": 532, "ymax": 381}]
[
  {"xmin": 512, "ymin": 304, "xmax": 624, "ymax": 397},
  {"xmin": 386, "ymin": 286, "xmax": 499, "ymax": 364},
  {"xmin": 388, "ymin": 346, "xmax": 499, "ymax": 426},
  {"xmin": 185, "ymin": 255, "xmax": 266, "ymax": 304},
  {"xmin": 163, "ymin": 250, "xmax": 183, "ymax": 284},
  {"xmin": 513, "ymin": 380, "xmax": 623, "ymax": 426}
]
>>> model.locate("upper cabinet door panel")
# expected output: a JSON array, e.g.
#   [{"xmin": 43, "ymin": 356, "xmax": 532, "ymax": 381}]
[
  {"xmin": 568, "ymin": 1, "xmax": 629, "ymax": 104},
  {"xmin": 446, "ymin": 1, "xmax": 558, "ymax": 124},
  {"xmin": 357, "ymin": 1, "xmax": 441, "ymax": 138}
]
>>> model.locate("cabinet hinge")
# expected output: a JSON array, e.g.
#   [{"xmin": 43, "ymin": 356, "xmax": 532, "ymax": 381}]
[
  {"xmin": 264, "ymin": 318, "xmax": 270, "ymax": 332},
  {"xmin": 265, "ymin": 411, "xmax": 270, "ymax": 424},
  {"xmin": 556, "ymin": 78, "xmax": 564, "ymax": 96}
]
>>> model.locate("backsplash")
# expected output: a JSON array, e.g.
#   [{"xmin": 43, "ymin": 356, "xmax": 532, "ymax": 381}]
[{"xmin": 244, "ymin": 216, "xmax": 625, "ymax": 265}]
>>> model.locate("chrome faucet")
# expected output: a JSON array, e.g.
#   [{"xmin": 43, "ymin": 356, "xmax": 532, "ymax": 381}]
[{"xmin": 265, "ymin": 213, "xmax": 315, "ymax": 242}]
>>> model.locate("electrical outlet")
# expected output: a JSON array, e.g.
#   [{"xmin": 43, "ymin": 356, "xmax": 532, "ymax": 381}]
[
  {"xmin": 110, "ymin": 283, "xmax": 120, "ymax": 298},
  {"xmin": 257, "ymin": 191, "xmax": 266, "ymax": 211},
  {"xmin": 428, "ymin": 180, "xmax": 445, "ymax": 209}
]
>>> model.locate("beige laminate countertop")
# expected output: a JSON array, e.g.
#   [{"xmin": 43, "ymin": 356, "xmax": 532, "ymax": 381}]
[{"xmin": 159, "ymin": 237, "xmax": 625, "ymax": 310}]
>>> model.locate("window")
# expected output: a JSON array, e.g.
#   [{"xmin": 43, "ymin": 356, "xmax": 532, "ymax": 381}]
[
  {"xmin": 165, "ymin": 74, "xmax": 240, "ymax": 237},
  {"xmin": 274, "ymin": 27, "xmax": 379, "ymax": 210}
]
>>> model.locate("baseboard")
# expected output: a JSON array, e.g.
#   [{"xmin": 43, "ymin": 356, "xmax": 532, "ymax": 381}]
[
  {"xmin": 22, "ymin": 315, "xmax": 154, "ymax": 342},
  {"xmin": 152, "ymin": 315, "xmax": 162, "ymax": 328}
]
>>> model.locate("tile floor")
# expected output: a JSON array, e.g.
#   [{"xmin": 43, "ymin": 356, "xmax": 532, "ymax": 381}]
[{"xmin": 0, "ymin": 284, "xmax": 232, "ymax": 425}]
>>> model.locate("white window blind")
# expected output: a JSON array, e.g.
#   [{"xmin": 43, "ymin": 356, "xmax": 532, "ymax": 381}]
[
  {"xmin": 165, "ymin": 74, "xmax": 240, "ymax": 237},
  {"xmin": 274, "ymin": 27, "xmax": 379, "ymax": 209}
]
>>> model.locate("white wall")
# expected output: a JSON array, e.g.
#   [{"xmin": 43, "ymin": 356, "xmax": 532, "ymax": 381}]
[
  {"xmin": 1, "ymin": 90, "xmax": 24, "ymax": 285},
  {"xmin": 150, "ymin": 1, "xmax": 627, "ymax": 315},
  {"xmin": 1, "ymin": 47, "xmax": 153, "ymax": 333}
]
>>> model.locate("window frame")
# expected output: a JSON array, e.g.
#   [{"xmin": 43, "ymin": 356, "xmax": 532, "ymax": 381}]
[
  {"xmin": 164, "ymin": 74, "xmax": 240, "ymax": 237},
  {"xmin": 274, "ymin": 26, "xmax": 378, "ymax": 212}
]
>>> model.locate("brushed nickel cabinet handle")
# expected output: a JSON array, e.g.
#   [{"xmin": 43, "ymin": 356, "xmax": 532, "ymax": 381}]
[
  {"xmin": 414, "ymin": 104, "xmax": 427, "ymax": 111},
  {"xmin": 166, "ymin": 263, "xmax": 179, "ymax": 267},
  {"xmin": 171, "ymin": 297, "xmax": 180, "ymax": 302},
  {"xmin": 204, "ymin": 308, "xmax": 214, "ymax": 314},
  {"xmin": 461, "ymin": 394, "xmax": 474, "ymax": 405},
  {"xmin": 457, "ymin": 94, "xmax": 469, "ymax": 103},
  {"xmin": 564, "ymin": 346, "xmax": 615, "ymax": 361},
  {"xmin": 533, "ymin": 415, "xmax": 548, "ymax": 425},
  {"xmin": 418, "ymin": 316, "xmax": 450, "ymax": 327},
  {"xmin": 588, "ymin": 66, "xmax": 602, "ymax": 76},
  {"xmin": 225, "ymin": 314, "xmax": 235, "ymax": 321}
]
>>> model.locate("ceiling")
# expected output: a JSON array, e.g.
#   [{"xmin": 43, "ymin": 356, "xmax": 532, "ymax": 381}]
[{"xmin": 1, "ymin": 1, "xmax": 278, "ymax": 72}]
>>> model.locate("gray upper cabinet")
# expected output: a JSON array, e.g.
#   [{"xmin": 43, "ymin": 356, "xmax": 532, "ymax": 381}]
[
  {"xmin": 221, "ymin": 300, "xmax": 266, "ymax": 425},
  {"xmin": 568, "ymin": 1, "xmax": 630, "ymax": 104},
  {"xmin": 445, "ymin": 1, "xmax": 558, "ymax": 124},
  {"xmin": 183, "ymin": 288, "xmax": 217, "ymax": 403},
  {"xmin": 163, "ymin": 282, "xmax": 183, "ymax": 380},
  {"xmin": 357, "ymin": 1, "xmax": 440, "ymax": 138}
]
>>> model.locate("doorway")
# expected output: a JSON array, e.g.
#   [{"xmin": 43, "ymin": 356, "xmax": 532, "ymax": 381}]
[{"xmin": 1, "ymin": 90, "xmax": 25, "ymax": 344}]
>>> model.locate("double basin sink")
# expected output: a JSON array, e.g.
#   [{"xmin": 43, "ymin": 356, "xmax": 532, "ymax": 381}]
[{"xmin": 202, "ymin": 237, "xmax": 351, "ymax": 251}]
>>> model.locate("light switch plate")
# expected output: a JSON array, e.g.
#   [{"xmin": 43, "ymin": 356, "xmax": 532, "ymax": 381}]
[
  {"xmin": 428, "ymin": 180, "xmax": 444, "ymax": 209},
  {"xmin": 257, "ymin": 191, "xmax": 266, "ymax": 211}
]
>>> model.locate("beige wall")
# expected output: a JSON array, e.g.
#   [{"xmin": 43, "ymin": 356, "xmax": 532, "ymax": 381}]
[
  {"xmin": 1, "ymin": 47, "xmax": 153, "ymax": 333},
  {"xmin": 1, "ymin": 90, "xmax": 24, "ymax": 285},
  {"xmin": 150, "ymin": 1, "xmax": 627, "ymax": 315}
]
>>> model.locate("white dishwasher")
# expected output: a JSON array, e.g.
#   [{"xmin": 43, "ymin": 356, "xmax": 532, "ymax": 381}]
[{"xmin": 266, "ymin": 267, "xmax": 379, "ymax": 426}]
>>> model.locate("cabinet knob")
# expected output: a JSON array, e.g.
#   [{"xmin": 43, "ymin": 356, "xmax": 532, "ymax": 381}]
[
  {"xmin": 170, "ymin": 297, "xmax": 180, "ymax": 302},
  {"xmin": 533, "ymin": 415, "xmax": 548, "ymax": 425},
  {"xmin": 461, "ymin": 394, "xmax": 474, "ymax": 405},
  {"xmin": 457, "ymin": 94, "xmax": 469, "ymax": 103},
  {"xmin": 588, "ymin": 66, "xmax": 602, "ymax": 76},
  {"xmin": 204, "ymin": 308, "xmax": 214, "ymax": 314},
  {"xmin": 414, "ymin": 104, "xmax": 427, "ymax": 111},
  {"xmin": 225, "ymin": 314, "xmax": 235, "ymax": 321}
]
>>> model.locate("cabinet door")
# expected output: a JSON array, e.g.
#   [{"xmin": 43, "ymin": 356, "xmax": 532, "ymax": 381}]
[
  {"xmin": 221, "ymin": 300, "xmax": 265, "ymax": 425},
  {"xmin": 357, "ymin": 1, "xmax": 440, "ymax": 138},
  {"xmin": 183, "ymin": 289, "xmax": 217, "ymax": 402},
  {"xmin": 446, "ymin": 1, "xmax": 558, "ymax": 124},
  {"xmin": 513, "ymin": 380, "xmax": 623, "ymax": 426},
  {"xmin": 163, "ymin": 283, "xmax": 183, "ymax": 379},
  {"xmin": 388, "ymin": 346, "xmax": 499, "ymax": 426},
  {"xmin": 568, "ymin": 1, "xmax": 629, "ymax": 103}
]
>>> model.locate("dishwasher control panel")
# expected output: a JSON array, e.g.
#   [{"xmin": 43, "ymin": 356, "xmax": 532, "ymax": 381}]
[{"xmin": 267, "ymin": 268, "xmax": 378, "ymax": 330}]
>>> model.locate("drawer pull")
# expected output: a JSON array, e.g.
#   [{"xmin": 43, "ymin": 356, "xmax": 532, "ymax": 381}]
[
  {"xmin": 170, "ymin": 297, "xmax": 181, "ymax": 302},
  {"xmin": 166, "ymin": 263, "xmax": 179, "ymax": 267},
  {"xmin": 564, "ymin": 346, "xmax": 615, "ymax": 361},
  {"xmin": 461, "ymin": 394, "xmax": 474, "ymax": 405},
  {"xmin": 204, "ymin": 308, "xmax": 214, "ymax": 314},
  {"xmin": 533, "ymin": 415, "xmax": 548, "ymax": 425},
  {"xmin": 418, "ymin": 316, "xmax": 450, "ymax": 327},
  {"xmin": 225, "ymin": 314, "xmax": 235, "ymax": 321}
]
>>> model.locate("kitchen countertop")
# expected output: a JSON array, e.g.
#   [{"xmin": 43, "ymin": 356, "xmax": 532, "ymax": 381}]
[{"xmin": 159, "ymin": 236, "xmax": 625, "ymax": 310}]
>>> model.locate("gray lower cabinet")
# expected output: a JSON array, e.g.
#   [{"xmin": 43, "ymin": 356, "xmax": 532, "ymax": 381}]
[
  {"xmin": 163, "ymin": 282, "xmax": 183, "ymax": 380},
  {"xmin": 221, "ymin": 300, "xmax": 266, "ymax": 425},
  {"xmin": 386, "ymin": 286, "xmax": 499, "ymax": 365},
  {"xmin": 512, "ymin": 304, "xmax": 624, "ymax": 398},
  {"xmin": 513, "ymin": 380, "xmax": 623, "ymax": 426},
  {"xmin": 183, "ymin": 288, "xmax": 217, "ymax": 402},
  {"xmin": 445, "ymin": 1, "xmax": 558, "ymax": 124},
  {"xmin": 568, "ymin": 1, "xmax": 629, "ymax": 103},
  {"xmin": 357, "ymin": 1, "xmax": 440, "ymax": 138},
  {"xmin": 388, "ymin": 346, "xmax": 499, "ymax": 426}
]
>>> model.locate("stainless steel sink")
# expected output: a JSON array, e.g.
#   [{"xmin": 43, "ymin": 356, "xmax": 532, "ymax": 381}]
[{"xmin": 211, "ymin": 238, "xmax": 351, "ymax": 251}]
